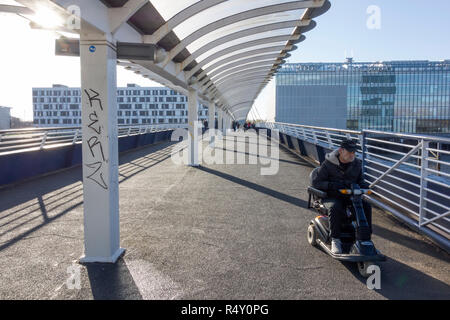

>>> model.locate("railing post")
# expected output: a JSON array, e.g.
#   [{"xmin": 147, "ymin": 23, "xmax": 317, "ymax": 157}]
[
  {"xmin": 313, "ymin": 130, "xmax": 318, "ymax": 145},
  {"xmin": 326, "ymin": 131, "xmax": 333, "ymax": 148},
  {"xmin": 361, "ymin": 130, "xmax": 367, "ymax": 175},
  {"xmin": 72, "ymin": 129, "xmax": 80, "ymax": 144},
  {"xmin": 40, "ymin": 131, "xmax": 48, "ymax": 149},
  {"xmin": 419, "ymin": 139, "xmax": 429, "ymax": 227},
  {"xmin": 127, "ymin": 127, "xmax": 132, "ymax": 136}
]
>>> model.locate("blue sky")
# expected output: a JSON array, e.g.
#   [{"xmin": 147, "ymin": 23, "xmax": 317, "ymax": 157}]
[
  {"xmin": 1, "ymin": 0, "xmax": 449, "ymax": 120},
  {"xmin": 254, "ymin": 0, "xmax": 450, "ymax": 120},
  {"xmin": 289, "ymin": 0, "xmax": 450, "ymax": 63}
]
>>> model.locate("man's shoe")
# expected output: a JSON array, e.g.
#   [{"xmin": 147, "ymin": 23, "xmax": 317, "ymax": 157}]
[{"xmin": 331, "ymin": 238, "xmax": 342, "ymax": 254}]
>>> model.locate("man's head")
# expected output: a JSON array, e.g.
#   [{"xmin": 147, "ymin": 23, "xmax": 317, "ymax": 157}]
[{"xmin": 338, "ymin": 139, "xmax": 357, "ymax": 163}]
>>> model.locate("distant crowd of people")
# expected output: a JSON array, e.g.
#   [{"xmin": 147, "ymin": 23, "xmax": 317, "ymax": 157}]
[{"xmin": 201, "ymin": 119, "xmax": 257, "ymax": 132}]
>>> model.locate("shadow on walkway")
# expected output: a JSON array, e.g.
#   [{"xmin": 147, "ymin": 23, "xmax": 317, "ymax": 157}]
[
  {"xmin": 373, "ymin": 224, "xmax": 450, "ymax": 263},
  {"xmin": 85, "ymin": 258, "xmax": 143, "ymax": 300},
  {"xmin": 340, "ymin": 257, "xmax": 450, "ymax": 300},
  {"xmin": 196, "ymin": 165, "xmax": 308, "ymax": 208},
  {"xmin": 0, "ymin": 142, "xmax": 176, "ymax": 253}
]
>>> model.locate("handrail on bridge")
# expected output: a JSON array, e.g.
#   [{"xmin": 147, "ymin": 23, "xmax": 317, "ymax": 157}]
[
  {"xmin": 260, "ymin": 121, "xmax": 450, "ymax": 253},
  {"xmin": 0, "ymin": 124, "xmax": 188, "ymax": 155}
]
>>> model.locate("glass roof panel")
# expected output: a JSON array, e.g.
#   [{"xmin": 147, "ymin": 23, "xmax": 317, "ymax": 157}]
[
  {"xmin": 194, "ymin": 29, "xmax": 291, "ymax": 63},
  {"xmin": 212, "ymin": 64, "xmax": 273, "ymax": 82},
  {"xmin": 173, "ymin": 0, "xmax": 303, "ymax": 40},
  {"xmin": 200, "ymin": 43, "xmax": 285, "ymax": 71},
  {"xmin": 149, "ymin": 0, "xmax": 200, "ymax": 21},
  {"xmin": 211, "ymin": 62, "xmax": 273, "ymax": 83},
  {"xmin": 203, "ymin": 49, "xmax": 281, "ymax": 71},
  {"xmin": 206, "ymin": 54, "xmax": 279, "ymax": 76},
  {"xmin": 185, "ymin": 9, "xmax": 304, "ymax": 53}
]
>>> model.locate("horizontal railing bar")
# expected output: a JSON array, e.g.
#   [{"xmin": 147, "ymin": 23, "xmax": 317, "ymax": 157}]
[
  {"xmin": 425, "ymin": 167, "xmax": 450, "ymax": 178},
  {"xmin": 366, "ymin": 143, "xmax": 421, "ymax": 158},
  {"xmin": 365, "ymin": 165, "xmax": 420, "ymax": 189},
  {"xmin": 371, "ymin": 183, "xmax": 420, "ymax": 208},
  {"xmin": 423, "ymin": 196, "xmax": 450, "ymax": 212},
  {"xmin": 364, "ymin": 129, "xmax": 450, "ymax": 143},
  {"xmin": 423, "ymin": 187, "xmax": 450, "ymax": 200},
  {"xmin": 366, "ymin": 152, "xmax": 422, "ymax": 170},
  {"xmin": 371, "ymin": 190, "xmax": 419, "ymax": 217},
  {"xmin": 427, "ymin": 148, "xmax": 450, "ymax": 155},
  {"xmin": 364, "ymin": 158, "xmax": 422, "ymax": 179},
  {"xmin": 426, "ymin": 158, "xmax": 450, "ymax": 166},
  {"xmin": 365, "ymin": 172, "xmax": 420, "ymax": 198},
  {"xmin": 366, "ymin": 137, "xmax": 419, "ymax": 148}
]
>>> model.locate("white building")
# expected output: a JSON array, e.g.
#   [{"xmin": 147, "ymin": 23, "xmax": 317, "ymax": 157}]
[
  {"xmin": 0, "ymin": 106, "xmax": 11, "ymax": 130},
  {"xmin": 33, "ymin": 84, "xmax": 211, "ymax": 127}
]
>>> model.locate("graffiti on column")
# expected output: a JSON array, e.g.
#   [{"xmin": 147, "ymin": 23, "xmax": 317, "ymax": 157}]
[{"xmin": 84, "ymin": 89, "xmax": 108, "ymax": 190}]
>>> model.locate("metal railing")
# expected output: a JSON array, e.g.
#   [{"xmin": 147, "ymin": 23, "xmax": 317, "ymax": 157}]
[
  {"xmin": 260, "ymin": 121, "xmax": 450, "ymax": 251},
  {"xmin": 0, "ymin": 124, "xmax": 187, "ymax": 156}
]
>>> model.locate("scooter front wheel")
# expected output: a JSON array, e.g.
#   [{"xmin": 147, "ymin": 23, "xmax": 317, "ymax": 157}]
[
  {"xmin": 357, "ymin": 261, "xmax": 377, "ymax": 278},
  {"xmin": 307, "ymin": 224, "xmax": 317, "ymax": 246}
]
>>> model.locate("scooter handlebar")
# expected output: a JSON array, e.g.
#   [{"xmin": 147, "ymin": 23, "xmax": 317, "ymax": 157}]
[{"xmin": 339, "ymin": 189, "xmax": 372, "ymax": 195}]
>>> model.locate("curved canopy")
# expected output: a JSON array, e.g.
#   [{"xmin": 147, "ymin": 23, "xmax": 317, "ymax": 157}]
[{"xmin": 16, "ymin": 0, "xmax": 331, "ymax": 120}]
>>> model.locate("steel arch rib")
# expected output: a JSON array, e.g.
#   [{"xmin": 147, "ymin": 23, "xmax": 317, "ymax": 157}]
[
  {"xmin": 200, "ymin": 58, "xmax": 276, "ymax": 90},
  {"xmin": 223, "ymin": 85, "xmax": 263, "ymax": 99},
  {"xmin": 185, "ymin": 39, "xmax": 289, "ymax": 79},
  {"xmin": 212, "ymin": 65, "xmax": 274, "ymax": 85},
  {"xmin": 214, "ymin": 73, "xmax": 273, "ymax": 92},
  {"xmin": 200, "ymin": 61, "xmax": 275, "ymax": 87},
  {"xmin": 209, "ymin": 76, "xmax": 271, "ymax": 95},
  {"xmin": 149, "ymin": 0, "xmax": 229, "ymax": 43},
  {"xmin": 197, "ymin": 53, "xmax": 279, "ymax": 83},
  {"xmin": 218, "ymin": 80, "xmax": 269, "ymax": 95},
  {"xmin": 180, "ymin": 21, "xmax": 305, "ymax": 71},
  {"xmin": 162, "ymin": 0, "xmax": 322, "ymax": 67}
]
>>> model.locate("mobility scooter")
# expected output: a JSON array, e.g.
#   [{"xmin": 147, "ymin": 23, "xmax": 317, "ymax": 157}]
[{"xmin": 307, "ymin": 168, "xmax": 386, "ymax": 277}]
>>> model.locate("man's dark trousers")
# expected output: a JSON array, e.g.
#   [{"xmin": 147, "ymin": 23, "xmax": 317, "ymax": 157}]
[{"xmin": 323, "ymin": 198, "xmax": 372, "ymax": 239}]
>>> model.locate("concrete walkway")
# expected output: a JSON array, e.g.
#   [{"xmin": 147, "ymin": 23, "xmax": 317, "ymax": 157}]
[{"xmin": 0, "ymin": 132, "xmax": 449, "ymax": 299}]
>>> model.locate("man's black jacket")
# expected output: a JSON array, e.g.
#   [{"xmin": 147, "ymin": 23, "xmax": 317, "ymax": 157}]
[{"xmin": 312, "ymin": 149, "xmax": 368, "ymax": 197}]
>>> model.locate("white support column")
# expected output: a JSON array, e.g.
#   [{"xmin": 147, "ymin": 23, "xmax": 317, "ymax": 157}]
[
  {"xmin": 218, "ymin": 109, "xmax": 223, "ymax": 133},
  {"xmin": 188, "ymin": 89, "xmax": 199, "ymax": 166},
  {"xmin": 208, "ymin": 100, "xmax": 215, "ymax": 145},
  {"xmin": 222, "ymin": 113, "xmax": 227, "ymax": 136},
  {"xmin": 79, "ymin": 33, "xmax": 124, "ymax": 263}
]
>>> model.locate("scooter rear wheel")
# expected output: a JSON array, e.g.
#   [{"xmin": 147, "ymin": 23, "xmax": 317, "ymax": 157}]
[
  {"xmin": 307, "ymin": 224, "xmax": 317, "ymax": 246},
  {"xmin": 357, "ymin": 261, "xmax": 377, "ymax": 278}
]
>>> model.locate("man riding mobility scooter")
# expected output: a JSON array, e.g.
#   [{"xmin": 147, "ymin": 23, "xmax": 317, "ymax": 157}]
[{"xmin": 306, "ymin": 139, "xmax": 386, "ymax": 277}]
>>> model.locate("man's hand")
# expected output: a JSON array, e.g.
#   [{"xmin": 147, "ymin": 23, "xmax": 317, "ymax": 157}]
[{"xmin": 328, "ymin": 181, "xmax": 347, "ymax": 190}]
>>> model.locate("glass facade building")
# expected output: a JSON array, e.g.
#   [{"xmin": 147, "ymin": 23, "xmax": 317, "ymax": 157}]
[{"xmin": 276, "ymin": 60, "xmax": 450, "ymax": 134}]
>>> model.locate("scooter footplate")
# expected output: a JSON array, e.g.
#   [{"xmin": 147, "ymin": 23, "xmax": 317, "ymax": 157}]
[{"xmin": 317, "ymin": 240, "xmax": 387, "ymax": 262}]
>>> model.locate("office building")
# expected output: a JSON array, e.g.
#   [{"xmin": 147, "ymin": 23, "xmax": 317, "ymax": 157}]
[
  {"xmin": 0, "ymin": 106, "xmax": 11, "ymax": 130},
  {"xmin": 276, "ymin": 59, "xmax": 450, "ymax": 134},
  {"xmin": 33, "ymin": 84, "xmax": 210, "ymax": 127}
]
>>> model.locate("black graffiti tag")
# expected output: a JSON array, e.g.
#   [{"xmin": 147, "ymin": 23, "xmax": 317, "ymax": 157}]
[
  {"xmin": 88, "ymin": 110, "xmax": 101, "ymax": 135},
  {"xmin": 87, "ymin": 136, "xmax": 105, "ymax": 161},
  {"xmin": 84, "ymin": 88, "xmax": 107, "ymax": 190},
  {"xmin": 86, "ymin": 161, "xmax": 108, "ymax": 190},
  {"xmin": 84, "ymin": 89, "xmax": 103, "ymax": 110}
]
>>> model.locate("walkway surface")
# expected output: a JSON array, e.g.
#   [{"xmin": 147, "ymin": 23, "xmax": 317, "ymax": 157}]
[{"xmin": 0, "ymin": 131, "xmax": 449, "ymax": 299}]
